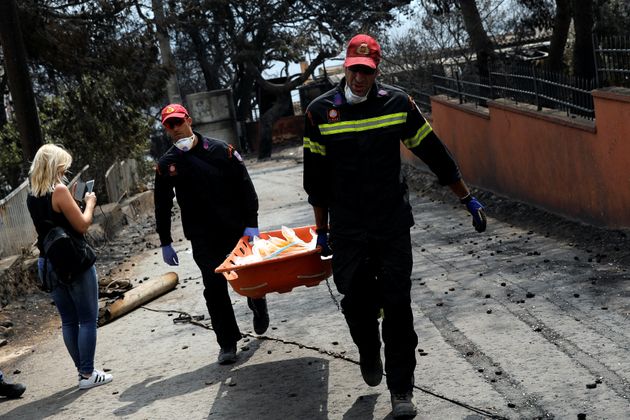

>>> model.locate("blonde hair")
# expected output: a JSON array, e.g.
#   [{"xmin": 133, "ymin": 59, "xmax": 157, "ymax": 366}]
[{"xmin": 29, "ymin": 144, "xmax": 73, "ymax": 197}]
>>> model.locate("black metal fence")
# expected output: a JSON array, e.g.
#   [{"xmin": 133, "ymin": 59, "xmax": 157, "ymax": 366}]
[
  {"xmin": 594, "ymin": 35, "xmax": 630, "ymax": 88},
  {"xmin": 385, "ymin": 35, "xmax": 630, "ymax": 120},
  {"xmin": 491, "ymin": 65, "xmax": 595, "ymax": 119},
  {"xmin": 432, "ymin": 64, "xmax": 595, "ymax": 120},
  {"xmin": 407, "ymin": 89, "xmax": 432, "ymax": 113},
  {"xmin": 432, "ymin": 73, "xmax": 491, "ymax": 108},
  {"xmin": 380, "ymin": 64, "xmax": 435, "ymax": 114}
]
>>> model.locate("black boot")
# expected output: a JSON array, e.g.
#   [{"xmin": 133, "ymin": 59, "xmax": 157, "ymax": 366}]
[
  {"xmin": 217, "ymin": 344, "xmax": 238, "ymax": 365},
  {"xmin": 247, "ymin": 297, "xmax": 269, "ymax": 335},
  {"xmin": 359, "ymin": 352, "xmax": 383, "ymax": 386},
  {"xmin": 0, "ymin": 380, "xmax": 26, "ymax": 399},
  {"xmin": 390, "ymin": 391, "xmax": 417, "ymax": 418}
]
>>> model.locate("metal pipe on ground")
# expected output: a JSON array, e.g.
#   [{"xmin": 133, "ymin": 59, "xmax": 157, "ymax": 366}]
[{"xmin": 98, "ymin": 272, "xmax": 179, "ymax": 326}]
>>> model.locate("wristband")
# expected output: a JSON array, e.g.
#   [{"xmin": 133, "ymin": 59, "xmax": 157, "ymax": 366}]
[{"xmin": 459, "ymin": 194, "xmax": 472, "ymax": 204}]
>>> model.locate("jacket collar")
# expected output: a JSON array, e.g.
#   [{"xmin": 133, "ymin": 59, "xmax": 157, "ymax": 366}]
[{"xmin": 334, "ymin": 78, "xmax": 389, "ymax": 106}]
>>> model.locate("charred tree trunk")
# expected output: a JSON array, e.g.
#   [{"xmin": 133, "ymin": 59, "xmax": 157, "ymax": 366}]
[
  {"xmin": 258, "ymin": 100, "xmax": 290, "ymax": 160},
  {"xmin": 152, "ymin": 0, "xmax": 181, "ymax": 103},
  {"xmin": 0, "ymin": 0, "xmax": 43, "ymax": 161},
  {"xmin": 546, "ymin": 0, "xmax": 572, "ymax": 72},
  {"xmin": 187, "ymin": 25, "xmax": 221, "ymax": 91},
  {"xmin": 0, "ymin": 74, "xmax": 7, "ymax": 128},
  {"xmin": 234, "ymin": 71, "xmax": 255, "ymax": 122},
  {"xmin": 571, "ymin": 0, "xmax": 595, "ymax": 79},
  {"xmin": 458, "ymin": 0, "xmax": 494, "ymax": 77},
  {"xmin": 233, "ymin": 68, "xmax": 255, "ymax": 151}
]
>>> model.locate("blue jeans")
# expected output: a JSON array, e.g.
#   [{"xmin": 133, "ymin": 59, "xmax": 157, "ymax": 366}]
[{"xmin": 38, "ymin": 258, "xmax": 99, "ymax": 376}]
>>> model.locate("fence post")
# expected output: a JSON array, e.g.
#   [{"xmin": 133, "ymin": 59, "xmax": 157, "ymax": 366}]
[
  {"xmin": 505, "ymin": 68, "xmax": 516, "ymax": 105},
  {"xmin": 563, "ymin": 72, "xmax": 570, "ymax": 117},
  {"xmin": 592, "ymin": 34, "xmax": 600, "ymax": 88},
  {"xmin": 455, "ymin": 71, "xmax": 463, "ymax": 104},
  {"xmin": 532, "ymin": 65, "xmax": 541, "ymax": 111}
]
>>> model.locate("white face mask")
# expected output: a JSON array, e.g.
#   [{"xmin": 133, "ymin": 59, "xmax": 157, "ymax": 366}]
[
  {"xmin": 174, "ymin": 134, "xmax": 195, "ymax": 152},
  {"xmin": 344, "ymin": 84, "xmax": 368, "ymax": 105}
]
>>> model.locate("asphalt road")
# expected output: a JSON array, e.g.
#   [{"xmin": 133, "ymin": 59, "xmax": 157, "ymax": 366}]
[{"xmin": 1, "ymin": 146, "xmax": 629, "ymax": 419}]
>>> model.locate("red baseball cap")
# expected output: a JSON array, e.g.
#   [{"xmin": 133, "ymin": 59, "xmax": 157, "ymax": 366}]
[
  {"xmin": 344, "ymin": 34, "xmax": 381, "ymax": 69},
  {"xmin": 161, "ymin": 104, "xmax": 189, "ymax": 124}
]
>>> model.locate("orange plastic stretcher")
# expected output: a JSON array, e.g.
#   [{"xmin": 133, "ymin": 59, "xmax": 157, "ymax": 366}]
[{"xmin": 214, "ymin": 225, "xmax": 332, "ymax": 299}]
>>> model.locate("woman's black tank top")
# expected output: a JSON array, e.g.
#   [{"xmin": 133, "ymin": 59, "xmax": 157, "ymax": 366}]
[{"xmin": 27, "ymin": 192, "xmax": 81, "ymax": 254}]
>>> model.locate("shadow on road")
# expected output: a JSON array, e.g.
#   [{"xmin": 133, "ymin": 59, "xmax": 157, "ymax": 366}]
[
  {"xmin": 207, "ymin": 357, "xmax": 330, "ymax": 419},
  {"xmin": 110, "ymin": 339, "xmax": 340, "ymax": 420},
  {"xmin": 342, "ymin": 393, "xmax": 380, "ymax": 419},
  {"xmin": 0, "ymin": 386, "xmax": 81, "ymax": 418}
]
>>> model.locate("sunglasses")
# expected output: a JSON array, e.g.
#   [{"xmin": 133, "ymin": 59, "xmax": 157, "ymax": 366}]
[
  {"xmin": 163, "ymin": 117, "xmax": 186, "ymax": 129},
  {"xmin": 348, "ymin": 65, "xmax": 377, "ymax": 75}
]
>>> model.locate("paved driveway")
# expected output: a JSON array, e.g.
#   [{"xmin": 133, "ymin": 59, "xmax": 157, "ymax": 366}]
[{"xmin": 1, "ymin": 147, "xmax": 628, "ymax": 419}]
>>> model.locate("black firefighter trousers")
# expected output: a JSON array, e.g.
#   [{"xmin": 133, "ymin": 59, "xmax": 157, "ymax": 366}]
[
  {"xmin": 191, "ymin": 235, "xmax": 243, "ymax": 350},
  {"xmin": 331, "ymin": 229, "xmax": 418, "ymax": 394}
]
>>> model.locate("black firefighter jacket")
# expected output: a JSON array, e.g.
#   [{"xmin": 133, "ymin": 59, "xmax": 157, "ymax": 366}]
[
  {"xmin": 154, "ymin": 133, "xmax": 258, "ymax": 246},
  {"xmin": 303, "ymin": 79, "xmax": 462, "ymax": 241}
]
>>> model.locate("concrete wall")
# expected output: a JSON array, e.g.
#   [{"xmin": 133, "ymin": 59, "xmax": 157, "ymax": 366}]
[
  {"xmin": 105, "ymin": 159, "xmax": 140, "ymax": 204},
  {"xmin": 187, "ymin": 89, "xmax": 238, "ymax": 147},
  {"xmin": 429, "ymin": 87, "xmax": 630, "ymax": 228}
]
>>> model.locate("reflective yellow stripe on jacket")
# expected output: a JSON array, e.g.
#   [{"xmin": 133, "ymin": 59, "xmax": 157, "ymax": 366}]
[
  {"xmin": 403, "ymin": 121, "xmax": 433, "ymax": 149},
  {"xmin": 319, "ymin": 112, "xmax": 407, "ymax": 135},
  {"xmin": 303, "ymin": 137, "xmax": 326, "ymax": 156}
]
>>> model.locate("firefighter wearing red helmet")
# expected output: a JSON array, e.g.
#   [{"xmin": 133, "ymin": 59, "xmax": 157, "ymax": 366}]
[{"xmin": 303, "ymin": 34, "xmax": 487, "ymax": 419}]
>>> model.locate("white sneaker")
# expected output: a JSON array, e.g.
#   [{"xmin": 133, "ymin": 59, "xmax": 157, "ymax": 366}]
[{"xmin": 79, "ymin": 369, "xmax": 113, "ymax": 390}]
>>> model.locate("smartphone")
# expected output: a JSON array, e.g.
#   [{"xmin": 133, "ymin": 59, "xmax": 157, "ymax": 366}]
[
  {"xmin": 73, "ymin": 181, "xmax": 86, "ymax": 201},
  {"xmin": 85, "ymin": 180, "xmax": 95, "ymax": 193}
]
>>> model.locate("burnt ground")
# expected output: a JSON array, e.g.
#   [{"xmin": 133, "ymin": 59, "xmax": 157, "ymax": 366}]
[
  {"xmin": 2, "ymin": 143, "xmax": 629, "ymax": 368},
  {"xmin": 405, "ymin": 167, "xmax": 630, "ymax": 270}
]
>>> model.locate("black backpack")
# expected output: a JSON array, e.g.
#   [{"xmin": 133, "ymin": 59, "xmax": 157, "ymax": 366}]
[{"xmin": 39, "ymin": 197, "xmax": 96, "ymax": 290}]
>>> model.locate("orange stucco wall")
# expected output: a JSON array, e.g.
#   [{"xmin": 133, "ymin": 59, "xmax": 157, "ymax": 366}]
[{"xmin": 430, "ymin": 88, "xmax": 630, "ymax": 228}]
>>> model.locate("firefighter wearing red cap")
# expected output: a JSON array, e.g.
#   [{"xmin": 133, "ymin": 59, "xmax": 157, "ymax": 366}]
[
  {"xmin": 154, "ymin": 103, "xmax": 269, "ymax": 365},
  {"xmin": 303, "ymin": 34, "xmax": 487, "ymax": 418}
]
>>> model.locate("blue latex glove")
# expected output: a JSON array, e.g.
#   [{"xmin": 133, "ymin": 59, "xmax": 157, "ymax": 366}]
[
  {"xmin": 461, "ymin": 195, "xmax": 487, "ymax": 233},
  {"xmin": 243, "ymin": 227, "xmax": 260, "ymax": 241},
  {"xmin": 316, "ymin": 228, "xmax": 332, "ymax": 257},
  {"xmin": 162, "ymin": 244, "xmax": 179, "ymax": 266}
]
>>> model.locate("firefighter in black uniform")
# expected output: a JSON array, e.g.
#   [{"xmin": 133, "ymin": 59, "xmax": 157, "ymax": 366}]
[
  {"xmin": 154, "ymin": 103, "xmax": 269, "ymax": 365},
  {"xmin": 303, "ymin": 35, "xmax": 487, "ymax": 419}
]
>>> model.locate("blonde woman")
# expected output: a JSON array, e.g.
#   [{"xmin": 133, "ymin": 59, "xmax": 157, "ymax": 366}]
[{"xmin": 26, "ymin": 144, "xmax": 112, "ymax": 390}]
